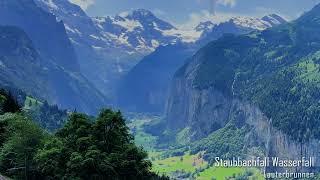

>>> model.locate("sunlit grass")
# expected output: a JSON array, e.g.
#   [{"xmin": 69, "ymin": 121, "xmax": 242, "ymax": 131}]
[
  {"xmin": 24, "ymin": 96, "xmax": 42, "ymax": 109},
  {"xmin": 152, "ymin": 152, "xmax": 207, "ymax": 174}
]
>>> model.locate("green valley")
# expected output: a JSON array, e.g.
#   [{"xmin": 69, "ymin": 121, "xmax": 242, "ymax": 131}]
[{"xmin": 127, "ymin": 117, "xmax": 265, "ymax": 179}]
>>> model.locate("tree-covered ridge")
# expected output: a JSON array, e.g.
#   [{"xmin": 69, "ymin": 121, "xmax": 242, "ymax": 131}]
[
  {"xmin": 177, "ymin": 4, "xmax": 320, "ymax": 142},
  {"xmin": 0, "ymin": 90, "xmax": 168, "ymax": 179},
  {"xmin": 24, "ymin": 98, "xmax": 68, "ymax": 132},
  {"xmin": 191, "ymin": 125, "xmax": 248, "ymax": 163},
  {"xmin": 0, "ymin": 86, "xmax": 69, "ymax": 132}
]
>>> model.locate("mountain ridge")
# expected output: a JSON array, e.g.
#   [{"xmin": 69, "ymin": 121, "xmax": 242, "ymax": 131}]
[{"xmin": 0, "ymin": 0, "xmax": 107, "ymax": 114}]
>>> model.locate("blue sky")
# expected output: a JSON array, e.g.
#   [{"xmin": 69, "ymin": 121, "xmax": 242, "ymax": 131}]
[{"xmin": 70, "ymin": 0, "xmax": 320, "ymax": 28}]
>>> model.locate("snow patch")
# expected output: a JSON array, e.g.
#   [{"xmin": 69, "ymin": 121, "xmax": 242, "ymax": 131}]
[
  {"xmin": 40, "ymin": 0, "xmax": 58, "ymax": 10},
  {"xmin": 151, "ymin": 39, "xmax": 159, "ymax": 48},
  {"xmin": 65, "ymin": 24, "xmax": 82, "ymax": 35},
  {"xmin": 113, "ymin": 19, "xmax": 143, "ymax": 32},
  {"xmin": 92, "ymin": 17, "xmax": 106, "ymax": 24},
  {"xmin": 90, "ymin": 34, "xmax": 100, "ymax": 40},
  {"xmin": 231, "ymin": 17, "xmax": 272, "ymax": 31},
  {"xmin": 92, "ymin": 45, "xmax": 103, "ymax": 50},
  {"xmin": 162, "ymin": 29, "xmax": 202, "ymax": 43}
]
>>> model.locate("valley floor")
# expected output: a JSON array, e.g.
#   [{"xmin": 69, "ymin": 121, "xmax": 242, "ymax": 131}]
[{"xmin": 127, "ymin": 115, "xmax": 265, "ymax": 180}]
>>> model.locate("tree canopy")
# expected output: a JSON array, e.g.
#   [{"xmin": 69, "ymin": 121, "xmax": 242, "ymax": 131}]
[{"xmin": 0, "ymin": 108, "xmax": 167, "ymax": 179}]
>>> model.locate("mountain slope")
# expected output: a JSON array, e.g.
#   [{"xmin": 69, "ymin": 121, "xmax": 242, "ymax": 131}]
[
  {"xmin": 0, "ymin": 0, "xmax": 107, "ymax": 114},
  {"xmin": 35, "ymin": 0, "xmax": 183, "ymax": 98},
  {"xmin": 118, "ymin": 15, "xmax": 286, "ymax": 113},
  {"xmin": 0, "ymin": 0, "xmax": 78, "ymax": 72},
  {"xmin": 0, "ymin": 26, "xmax": 48, "ymax": 100},
  {"xmin": 164, "ymin": 3, "xmax": 320, "ymax": 172},
  {"xmin": 35, "ymin": 0, "xmax": 120, "ymax": 97},
  {"xmin": 117, "ymin": 43, "xmax": 195, "ymax": 113}
]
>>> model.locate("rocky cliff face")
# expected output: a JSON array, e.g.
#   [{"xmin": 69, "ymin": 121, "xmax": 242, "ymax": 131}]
[
  {"xmin": 165, "ymin": 76, "xmax": 231, "ymax": 136},
  {"xmin": 233, "ymin": 100, "xmax": 320, "ymax": 172},
  {"xmin": 166, "ymin": 75, "xmax": 320, "ymax": 171}
]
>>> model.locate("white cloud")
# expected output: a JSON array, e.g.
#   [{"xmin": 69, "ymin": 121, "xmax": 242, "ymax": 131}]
[
  {"xmin": 196, "ymin": 0, "xmax": 237, "ymax": 7},
  {"xmin": 69, "ymin": 0, "xmax": 95, "ymax": 10},
  {"xmin": 218, "ymin": 0, "xmax": 236, "ymax": 7}
]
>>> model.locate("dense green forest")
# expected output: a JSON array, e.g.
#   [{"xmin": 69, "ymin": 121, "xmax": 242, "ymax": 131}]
[
  {"xmin": 25, "ymin": 98, "xmax": 68, "ymax": 132},
  {"xmin": 0, "ymin": 89, "xmax": 168, "ymax": 180}
]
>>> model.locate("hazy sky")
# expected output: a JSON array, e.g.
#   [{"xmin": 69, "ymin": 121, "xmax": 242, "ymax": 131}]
[{"xmin": 70, "ymin": 0, "xmax": 320, "ymax": 28}]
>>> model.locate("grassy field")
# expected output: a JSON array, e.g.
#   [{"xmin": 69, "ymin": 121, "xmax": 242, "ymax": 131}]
[
  {"xmin": 197, "ymin": 166, "xmax": 264, "ymax": 180},
  {"xmin": 151, "ymin": 151, "xmax": 264, "ymax": 180},
  {"xmin": 152, "ymin": 152, "xmax": 207, "ymax": 175},
  {"xmin": 197, "ymin": 166, "xmax": 244, "ymax": 180},
  {"xmin": 127, "ymin": 116, "xmax": 159, "ymax": 151}
]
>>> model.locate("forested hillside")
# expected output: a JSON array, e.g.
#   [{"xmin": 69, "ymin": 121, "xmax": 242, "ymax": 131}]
[{"xmin": 0, "ymin": 89, "xmax": 168, "ymax": 179}]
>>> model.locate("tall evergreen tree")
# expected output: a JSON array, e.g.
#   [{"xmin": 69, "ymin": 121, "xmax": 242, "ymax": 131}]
[{"xmin": 2, "ymin": 91, "xmax": 21, "ymax": 114}]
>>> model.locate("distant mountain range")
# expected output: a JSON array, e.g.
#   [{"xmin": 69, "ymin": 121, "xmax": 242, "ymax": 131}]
[
  {"xmin": 199, "ymin": 14, "xmax": 287, "ymax": 44},
  {"xmin": 35, "ymin": 0, "xmax": 187, "ymax": 97},
  {"xmin": 36, "ymin": 0, "xmax": 286, "ymax": 55},
  {"xmin": 34, "ymin": 0, "xmax": 287, "ymax": 102},
  {"xmin": 117, "ymin": 13, "xmax": 286, "ymax": 113}
]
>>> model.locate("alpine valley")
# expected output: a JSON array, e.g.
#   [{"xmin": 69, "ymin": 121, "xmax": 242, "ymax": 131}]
[{"xmin": 0, "ymin": 0, "xmax": 320, "ymax": 179}]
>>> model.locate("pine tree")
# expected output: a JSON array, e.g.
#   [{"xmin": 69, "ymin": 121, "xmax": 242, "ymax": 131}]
[{"xmin": 2, "ymin": 91, "xmax": 20, "ymax": 114}]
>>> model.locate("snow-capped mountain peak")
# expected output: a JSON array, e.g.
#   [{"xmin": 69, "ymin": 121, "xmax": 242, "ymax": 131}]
[
  {"xmin": 116, "ymin": 9, "xmax": 176, "ymax": 31},
  {"xmin": 195, "ymin": 14, "xmax": 287, "ymax": 44},
  {"xmin": 225, "ymin": 14, "xmax": 286, "ymax": 31},
  {"xmin": 124, "ymin": 9, "xmax": 155, "ymax": 19},
  {"xmin": 35, "ymin": 0, "xmax": 287, "ymax": 58},
  {"xmin": 230, "ymin": 16, "xmax": 270, "ymax": 30},
  {"xmin": 262, "ymin": 14, "xmax": 287, "ymax": 26},
  {"xmin": 36, "ymin": 0, "xmax": 288, "ymax": 57},
  {"xmin": 195, "ymin": 21, "xmax": 216, "ymax": 32},
  {"xmin": 92, "ymin": 9, "xmax": 180, "ymax": 53},
  {"xmin": 37, "ymin": 0, "xmax": 87, "ymax": 18}
]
